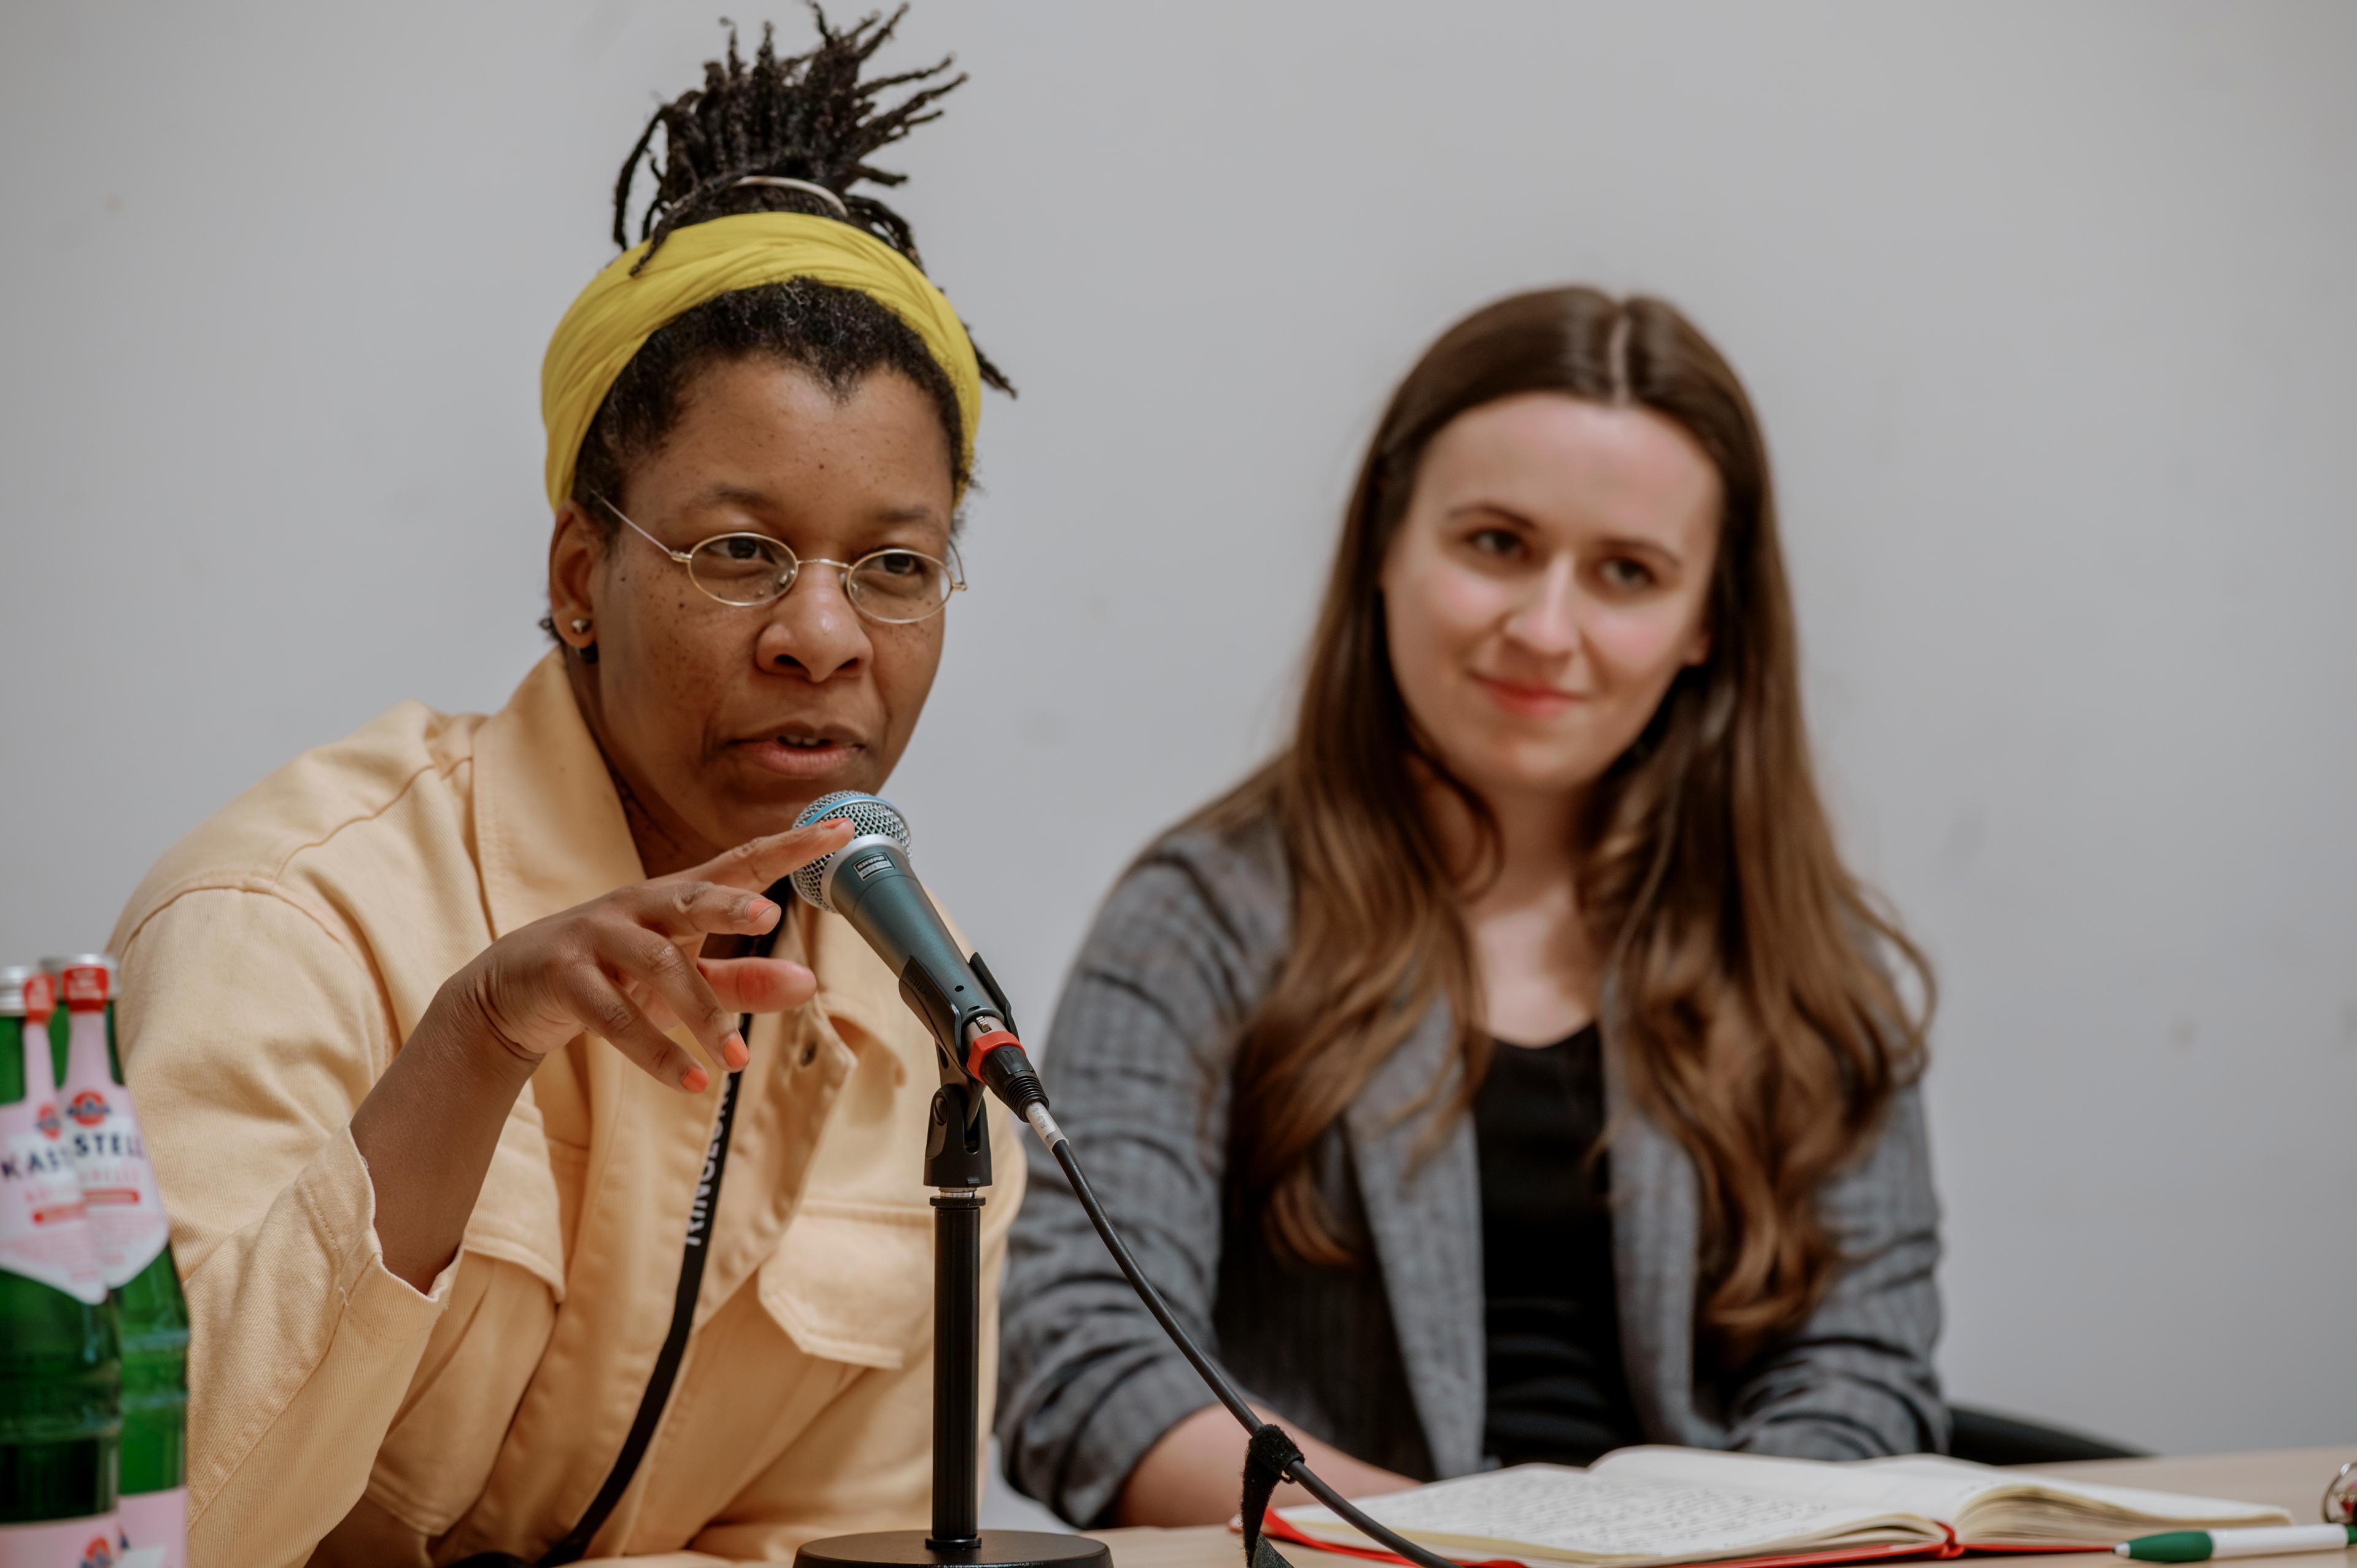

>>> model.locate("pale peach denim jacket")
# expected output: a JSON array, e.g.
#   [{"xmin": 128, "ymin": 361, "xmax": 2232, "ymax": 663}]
[{"xmin": 109, "ymin": 653, "xmax": 1023, "ymax": 1567}]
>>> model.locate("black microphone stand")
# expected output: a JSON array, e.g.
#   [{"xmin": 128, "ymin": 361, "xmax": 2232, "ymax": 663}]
[
  {"xmin": 782, "ymin": 805, "xmax": 1458, "ymax": 1568},
  {"xmin": 794, "ymin": 1065, "xmax": 1108, "ymax": 1568}
]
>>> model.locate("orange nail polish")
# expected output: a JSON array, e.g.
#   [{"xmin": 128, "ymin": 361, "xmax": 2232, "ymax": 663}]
[
  {"xmin": 723, "ymin": 1033, "xmax": 749, "ymax": 1069},
  {"xmin": 682, "ymin": 1065, "xmax": 711, "ymax": 1094}
]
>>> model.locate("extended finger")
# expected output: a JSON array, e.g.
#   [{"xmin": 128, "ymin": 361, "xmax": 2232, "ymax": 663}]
[
  {"xmin": 690, "ymin": 819, "xmax": 854, "ymax": 892},
  {"xmin": 627, "ymin": 879, "xmax": 784, "ymax": 941},
  {"xmin": 595, "ymin": 921, "xmax": 746, "ymax": 1075},
  {"xmin": 559, "ymin": 967, "xmax": 711, "ymax": 1094},
  {"xmin": 698, "ymin": 956, "xmax": 819, "ymax": 1016}
]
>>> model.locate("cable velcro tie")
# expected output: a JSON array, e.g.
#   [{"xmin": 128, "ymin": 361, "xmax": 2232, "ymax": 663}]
[
  {"xmin": 1241, "ymin": 1423, "xmax": 1308, "ymax": 1564},
  {"xmin": 964, "ymin": 1027, "xmax": 1021, "ymax": 1081}
]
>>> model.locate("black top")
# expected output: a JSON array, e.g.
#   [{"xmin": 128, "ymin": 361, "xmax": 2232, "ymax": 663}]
[{"xmin": 1474, "ymin": 1022, "xmax": 1645, "ymax": 1467}]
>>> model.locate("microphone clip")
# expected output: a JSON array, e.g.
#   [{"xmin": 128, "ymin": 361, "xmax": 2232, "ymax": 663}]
[{"xmin": 923, "ymin": 1078, "xmax": 993, "ymax": 1190}]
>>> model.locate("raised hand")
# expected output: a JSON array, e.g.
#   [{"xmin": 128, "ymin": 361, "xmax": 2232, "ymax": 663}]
[
  {"xmin": 439, "ymin": 819, "xmax": 855, "ymax": 1092},
  {"xmin": 353, "ymin": 819, "xmax": 857, "ymax": 1288}
]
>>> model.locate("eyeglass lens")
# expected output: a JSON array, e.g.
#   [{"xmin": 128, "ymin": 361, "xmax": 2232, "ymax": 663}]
[
  {"xmin": 690, "ymin": 535, "xmax": 796, "ymax": 604},
  {"xmin": 685, "ymin": 535, "xmax": 956, "ymax": 622}
]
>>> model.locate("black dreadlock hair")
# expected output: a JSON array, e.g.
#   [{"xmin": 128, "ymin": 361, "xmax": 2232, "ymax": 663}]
[{"xmin": 568, "ymin": 6, "xmax": 1011, "ymax": 545}]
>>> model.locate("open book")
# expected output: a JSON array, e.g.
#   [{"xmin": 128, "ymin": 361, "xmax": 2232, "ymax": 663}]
[{"xmin": 1266, "ymin": 1446, "xmax": 2294, "ymax": 1568}]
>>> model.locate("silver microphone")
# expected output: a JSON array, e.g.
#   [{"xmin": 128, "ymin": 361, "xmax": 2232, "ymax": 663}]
[{"xmin": 790, "ymin": 792, "xmax": 1047, "ymax": 1117}]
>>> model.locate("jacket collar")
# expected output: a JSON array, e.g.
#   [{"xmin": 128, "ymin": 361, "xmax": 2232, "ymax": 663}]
[
  {"xmin": 474, "ymin": 652, "xmax": 646, "ymax": 941},
  {"xmin": 1601, "ymin": 1014, "xmax": 1709, "ymax": 1445},
  {"xmin": 1344, "ymin": 1004, "xmax": 1487, "ymax": 1477}
]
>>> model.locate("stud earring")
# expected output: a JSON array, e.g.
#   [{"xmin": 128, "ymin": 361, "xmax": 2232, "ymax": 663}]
[
  {"xmin": 568, "ymin": 617, "xmax": 598, "ymax": 664},
  {"xmin": 570, "ymin": 618, "xmax": 591, "ymax": 634}
]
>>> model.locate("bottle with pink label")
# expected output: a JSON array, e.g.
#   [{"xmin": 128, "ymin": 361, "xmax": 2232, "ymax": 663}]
[
  {"xmin": 44, "ymin": 959, "xmax": 183, "ymax": 1568},
  {"xmin": 1, "ymin": 964, "xmax": 122, "ymax": 1567}
]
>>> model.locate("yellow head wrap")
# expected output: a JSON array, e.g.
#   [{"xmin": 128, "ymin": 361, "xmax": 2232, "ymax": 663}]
[{"xmin": 540, "ymin": 211, "xmax": 983, "ymax": 514}]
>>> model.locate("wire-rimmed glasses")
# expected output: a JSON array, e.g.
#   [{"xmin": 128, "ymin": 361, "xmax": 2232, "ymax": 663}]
[{"xmin": 597, "ymin": 495, "xmax": 964, "ymax": 624}]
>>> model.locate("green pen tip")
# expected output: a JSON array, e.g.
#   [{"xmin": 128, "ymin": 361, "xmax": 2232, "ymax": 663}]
[{"xmin": 2118, "ymin": 1532, "xmax": 2214, "ymax": 1563}]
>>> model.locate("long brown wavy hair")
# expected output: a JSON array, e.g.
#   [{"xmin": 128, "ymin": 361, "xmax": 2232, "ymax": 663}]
[{"xmin": 1203, "ymin": 287, "xmax": 1932, "ymax": 1364}]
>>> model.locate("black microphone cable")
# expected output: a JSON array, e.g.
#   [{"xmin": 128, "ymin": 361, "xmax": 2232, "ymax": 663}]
[
  {"xmin": 1014, "ymin": 1097, "xmax": 1463, "ymax": 1568},
  {"xmin": 776, "ymin": 794, "xmax": 1460, "ymax": 1567}
]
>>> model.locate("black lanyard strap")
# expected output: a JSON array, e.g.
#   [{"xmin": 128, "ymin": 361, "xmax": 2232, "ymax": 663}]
[
  {"xmin": 532, "ymin": 1036, "xmax": 747, "ymax": 1565},
  {"xmin": 444, "ymin": 1028, "xmax": 746, "ymax": 1568},
  {"xmin": 449, "ymin": 905, "xmax": 791, "ymax": 1568},
  {"xmin": 449, "ymin": 1013, "xmax": 754, "ymax": 1568}
]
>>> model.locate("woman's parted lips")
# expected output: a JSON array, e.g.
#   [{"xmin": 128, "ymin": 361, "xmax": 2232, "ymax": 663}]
[
  {"xmin": 726, "ymin": 718, "xmax": 872, "ymax": 778},
  {"xmin": 729, "ymin": 716, "xmax": 869, "ymax": 749}
]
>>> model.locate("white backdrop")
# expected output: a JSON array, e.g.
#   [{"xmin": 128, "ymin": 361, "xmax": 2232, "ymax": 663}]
[{"xmin": 2, "ymin": 0, "xmax": 2351, "ymax": 1473}]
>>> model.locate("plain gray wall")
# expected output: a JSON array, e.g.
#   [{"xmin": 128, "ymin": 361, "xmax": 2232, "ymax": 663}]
[{"xmin": 2, "ymin": 0, "xmax": 2351, "ymax": 1484}]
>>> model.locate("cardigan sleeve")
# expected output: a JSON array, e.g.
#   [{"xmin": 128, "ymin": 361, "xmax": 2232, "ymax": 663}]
[
  {"xmin": 1724, "ymin": 1084, "xmax": 1949, "ymax": 1458},
  {"xmin": 118, "ymin": 885, "xmax": 462, "ymax": 1567},
  {"xmin": 994, "ymin": 829, "xmax": 1282, "ymax": 1526}
]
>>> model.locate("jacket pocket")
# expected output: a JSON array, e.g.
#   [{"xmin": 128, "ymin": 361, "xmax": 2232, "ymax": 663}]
[{"xmin": 756, "ymin": 1199, "xmax": 932, "ymax": 1370}]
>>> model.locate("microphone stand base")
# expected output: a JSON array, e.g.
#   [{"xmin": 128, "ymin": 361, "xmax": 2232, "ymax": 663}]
[{"xmin": 794, "ymin": 1528, "xmax": 1112, "ymax": 1568}]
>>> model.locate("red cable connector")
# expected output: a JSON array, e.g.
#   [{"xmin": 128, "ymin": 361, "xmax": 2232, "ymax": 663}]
[{"xmin": 964, "ymin": 1027, "xmax": 1022, "ymax": 1083}]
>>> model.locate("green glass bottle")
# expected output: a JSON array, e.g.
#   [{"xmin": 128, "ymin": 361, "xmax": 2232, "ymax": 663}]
[
  {"xmin": 1, "ymin": 964, "xmax": 122, "ymax": 1564},
  {"xmin": 47, "ymin": 958, "xmax": 184, "ymax": 1568}
]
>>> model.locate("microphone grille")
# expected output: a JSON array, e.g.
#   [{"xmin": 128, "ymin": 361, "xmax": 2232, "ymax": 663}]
[{"xmin": 789, "ymin": 790, "xmax": 911, "ymax": 911}]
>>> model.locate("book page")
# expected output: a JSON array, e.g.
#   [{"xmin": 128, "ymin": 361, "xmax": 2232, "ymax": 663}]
[
  {"xmin": 1591, "ymin": 1448, "xmax": 2289, "ymax": 1545},
  {"xmin": 1858, "ymin": 1458, "xmax": 2289, "ymax": 1541},
  {"xmin": 1864, "ymin": 1457, "xmax": 2258, "ymax": 1517},
  {"xmin": 1276, "ymin": 1464, "xmax": 1941, "ymax": 1567},
  {"xmin": 1595, "ymin": 1448, "xmax": 1996, "ymax": 1520}
]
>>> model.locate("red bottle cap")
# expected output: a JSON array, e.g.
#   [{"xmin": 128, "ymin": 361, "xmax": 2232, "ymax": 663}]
[{"xmin": 61, "ymin": 964, "xmax": 109, "ymax": 1011}]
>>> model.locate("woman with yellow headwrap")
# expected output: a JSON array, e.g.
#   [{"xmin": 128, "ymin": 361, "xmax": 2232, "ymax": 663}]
[{"xmin": 107, "ymin": 14, "xmax": 1013, "ymax": 1566}]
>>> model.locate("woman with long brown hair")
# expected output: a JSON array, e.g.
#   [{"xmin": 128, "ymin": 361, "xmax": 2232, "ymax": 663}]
[{"xmin": 996, "ymin": 288, "xmax": 1943, "ymax": 1526}]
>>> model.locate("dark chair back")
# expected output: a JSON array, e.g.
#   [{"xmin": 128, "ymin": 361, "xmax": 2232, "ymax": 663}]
[{"xmin": 1949, "ymin": 1404, "xmax": 2148, "ymax": 1465}]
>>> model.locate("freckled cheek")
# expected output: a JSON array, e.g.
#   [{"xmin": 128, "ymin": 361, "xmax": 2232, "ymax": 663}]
[
  {"xmin": 866, "ymin": 625, "xmax": 946, "ymax": 752},
  {"xmin": 611, "ymin": 574, "xmax": 740, "ymax": 754}
]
